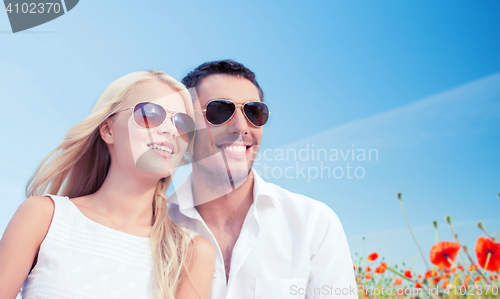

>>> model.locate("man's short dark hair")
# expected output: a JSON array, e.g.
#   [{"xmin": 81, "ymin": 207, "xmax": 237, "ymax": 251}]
[{"xmin": 182, "ymin": 59, "xmax": 264, "ymax": 101}]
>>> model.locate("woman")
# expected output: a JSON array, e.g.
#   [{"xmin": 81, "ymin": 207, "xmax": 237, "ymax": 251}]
[{"xmin": 0, "ymin": 70, "xmax": 215, "ymax": 299}]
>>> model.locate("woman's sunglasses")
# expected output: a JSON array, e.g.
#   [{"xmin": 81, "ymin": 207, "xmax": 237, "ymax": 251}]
[
  {"xmin": 117, "ymin": 102, "xmax": 195, "ymax": 142},
  {"xmin": 198, "ymin": 99, "xmax": 270, "ymax": 127}
]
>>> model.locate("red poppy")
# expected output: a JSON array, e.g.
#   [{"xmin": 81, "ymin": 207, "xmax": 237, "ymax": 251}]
[
  {"xmin": 365, "ymin": 273, "xmax": 372, "ymax": 279},
  {"xmin": 430, "ymin": 241, "xmax": 461, "ymax": 268},
  {"xmin": 415, "ymin": 282, "xmax": 423, "ymax": 289},
  {"xmin": 394, "ymin": 278, "xmax": 402, "ymax": 285},
  {"xmin": 375, "ymin": 262, "xmax": 387, "ymax": 274},
  {"xmin": 425, "ymin": 269, "xmax": 438, "ymax": 279},
  {"xmin": 365, "ymin": 266, "xmax": 371, "ymax": 272},
  {"xmin": 418, "ymin": 275, "xmax": 422, "ymax": 279},
  {"xmin": 490, "ymin": 274, "xmax": 498, "ymax": 281},
  {"xmin": 367, "ymin": 252, "xmax": 379, "ymax": 261},
  {"xmin": 442, "ymin": 280, "xmax": 449, "ymax": 289},
  {"xmin": 404, "ymin": 270, "xmax": 413, "ymax": 278},
  {"xmin": 475, "ymin": 237, "xmax": 500, "ymax": 272},
  {"xmin": 457, "ymin": 265, "xmax": 464, "ymax": 271},
  {"xmin": 474, "ymin": 276, "xmax": 482, "ymax": 282}
]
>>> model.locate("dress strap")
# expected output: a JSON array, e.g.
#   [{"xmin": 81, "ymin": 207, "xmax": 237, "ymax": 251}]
[{"xmin": 41, "ymin": 194, "xmax": 73, "ymax": 223}]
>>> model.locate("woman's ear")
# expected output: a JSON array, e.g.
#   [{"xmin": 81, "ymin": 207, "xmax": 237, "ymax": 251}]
[{"xmin": 99, "ymin": 118, "xmax": 115, "ymax": 145}]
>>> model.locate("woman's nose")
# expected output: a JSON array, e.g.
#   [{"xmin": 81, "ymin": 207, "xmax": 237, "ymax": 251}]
[{"xmin": 157, "ymin": 115, "xmax": 178, "ymax": 138}]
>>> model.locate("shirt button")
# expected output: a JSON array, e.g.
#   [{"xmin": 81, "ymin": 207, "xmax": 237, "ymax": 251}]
[{"xmin": 213, "ymin": 272, "xmax": 218, "ymax": 278}]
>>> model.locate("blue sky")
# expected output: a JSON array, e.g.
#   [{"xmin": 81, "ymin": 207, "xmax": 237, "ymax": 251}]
[{"xmin": 1, "ymin": 0, "xmax": 499, "ymax": 276}]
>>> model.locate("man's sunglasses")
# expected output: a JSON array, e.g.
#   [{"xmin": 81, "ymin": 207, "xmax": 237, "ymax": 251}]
[
  {"xmin": 117, "ymin": 102, "xmax": 195, "ymax": 142},
  {"xmin": 198, "ymin": 99, "xmax": 270, "ymax": 127}
]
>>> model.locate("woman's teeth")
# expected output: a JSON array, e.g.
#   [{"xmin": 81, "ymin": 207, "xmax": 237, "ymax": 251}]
[
  {"xmin": 219, "ymin": 145, "xmax": 247, "ymax": 153},
  {"xmin": 148, "ymin": 144, "xmax": 173, "ymax": 154}
]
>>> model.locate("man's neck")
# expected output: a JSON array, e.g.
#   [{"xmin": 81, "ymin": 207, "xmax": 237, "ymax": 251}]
[{"xmin": 192, "ymin": 170, "xmax": 254, "ymax": 227}]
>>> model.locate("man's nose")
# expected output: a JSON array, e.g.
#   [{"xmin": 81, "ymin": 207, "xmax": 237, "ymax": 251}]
[{"xmin": 226, "ymin": 106, "xmax": 249, "ymax": 135}]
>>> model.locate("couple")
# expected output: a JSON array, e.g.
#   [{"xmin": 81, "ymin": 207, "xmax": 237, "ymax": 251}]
[{"xmin": 0, "ymin": 60, "xmax": 356, "ymax": 299}]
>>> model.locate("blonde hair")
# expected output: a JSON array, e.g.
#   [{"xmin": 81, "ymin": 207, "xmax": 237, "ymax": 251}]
[{"xmin": 26, "ymin": 70, "xmax": 195, "ymax": 299}]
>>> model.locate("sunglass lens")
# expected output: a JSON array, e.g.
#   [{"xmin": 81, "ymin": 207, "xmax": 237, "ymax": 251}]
[
  {"xmin": 206, "ymin": 100, "xmax": 236, "ymax": 125},
  {"xmin": 133, "ymin": 102, "xmax": 166, "ymax": 128},
  {"xmin": 243, "ymin": 102, "xmax": 269, "ymax": 126},
  {"xmin": 173, "ymin": 113, "xmax": 196, "ymax": 142}
]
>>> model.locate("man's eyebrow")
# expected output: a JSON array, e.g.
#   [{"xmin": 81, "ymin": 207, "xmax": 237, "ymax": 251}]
[{"xmin": 209, "ymin": 97, "xmax": 261, "ymax": 102}]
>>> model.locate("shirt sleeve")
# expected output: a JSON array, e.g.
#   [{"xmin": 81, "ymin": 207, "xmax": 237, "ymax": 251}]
[{"xmin": 307, "ymin": 203, "xmax": 358, "ymax": 299}]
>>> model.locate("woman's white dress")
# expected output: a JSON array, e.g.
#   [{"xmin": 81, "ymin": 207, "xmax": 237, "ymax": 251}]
[{"xmin": 21, "ymin": 194, "xmax": 195, "ymax": 299}]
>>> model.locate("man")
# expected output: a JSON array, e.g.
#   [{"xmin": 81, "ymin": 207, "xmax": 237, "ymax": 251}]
[{"xmin": 169, "ymin": 60, "xmax": 357, "ymax": 298}]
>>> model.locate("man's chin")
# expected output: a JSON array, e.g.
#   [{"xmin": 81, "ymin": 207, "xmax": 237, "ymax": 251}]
[
  {"xmin": 226, "ymin": 166, "xmax": 253, "ymax": 185},
  {"xmin": 192, "ymin": 149, "xmax": 254, "ymax": 185}
]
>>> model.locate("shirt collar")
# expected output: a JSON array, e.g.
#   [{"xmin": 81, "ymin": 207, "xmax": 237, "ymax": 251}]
[
  {"xmin": 168, "ymin": 169, "xmax": 279, "ymax": 213},
  {"xmin": 251, "ymin": 169, "xmax": 280, "ymax": 207}
]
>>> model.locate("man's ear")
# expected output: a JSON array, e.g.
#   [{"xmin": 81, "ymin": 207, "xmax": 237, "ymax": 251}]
[{"xmin": 99, "ymin": 118, "xmax": 115, "ymax": 145}]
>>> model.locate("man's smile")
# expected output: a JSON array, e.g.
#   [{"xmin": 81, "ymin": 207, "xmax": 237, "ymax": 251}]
[{"xmin": 216, "ymin": 142, "xmax": 253, "ymax": 157}]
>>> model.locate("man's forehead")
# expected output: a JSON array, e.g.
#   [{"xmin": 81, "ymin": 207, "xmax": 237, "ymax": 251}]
[{"xmin": 196, "ymin": 74, "xmax": 261, "ymax": 103}]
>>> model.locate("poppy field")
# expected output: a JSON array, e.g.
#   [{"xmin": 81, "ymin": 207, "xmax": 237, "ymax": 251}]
[{"xmin": 354, "ymin": 193, "xmax": 499, "ymax": 298}]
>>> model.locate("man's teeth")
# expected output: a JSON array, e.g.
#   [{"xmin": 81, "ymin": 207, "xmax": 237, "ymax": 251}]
[
  {"xmin": 219, "ymin": 145, "xmax": 247, "ymax": 153},
  {"xmin": 148, "ymin": 144, "xmax": 173, "ymax": 154}
]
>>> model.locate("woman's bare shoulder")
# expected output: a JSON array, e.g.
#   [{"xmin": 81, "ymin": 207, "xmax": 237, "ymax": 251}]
[
  {"xmin": 188, "ymin": 235, "xmax": 215, "ymax": 266},
  {"xmin": 190, "ymin": 235, "xmax": 214, "ymax": 251},
  {"xmin": 19, "ymin": 196, "xmax": 55, "ymax": 220},
  {"xmin": 13, "ymin": 196, "xmax": 55, "ymax": 241},
  {"xmin": 21, "ymin": 195, "xmax": 55, "ymax": 211},
  {"xmin": 176, "ymin": 235, "xmax": 215, "ymax": 299},
  {"xmin": 0, "ymin": 196, "xmax": 55, "ymax": 295}
]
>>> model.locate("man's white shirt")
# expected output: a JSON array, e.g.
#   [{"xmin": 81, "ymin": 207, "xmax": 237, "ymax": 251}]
[{"xmin": 168, "ymin": 170, "xmax": 357, "ymax": 299}]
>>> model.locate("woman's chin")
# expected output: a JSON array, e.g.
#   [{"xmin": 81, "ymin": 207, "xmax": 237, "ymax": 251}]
[{"xmin": 135, "ymin": 149, "xmax": 179, "ymax": 174}]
